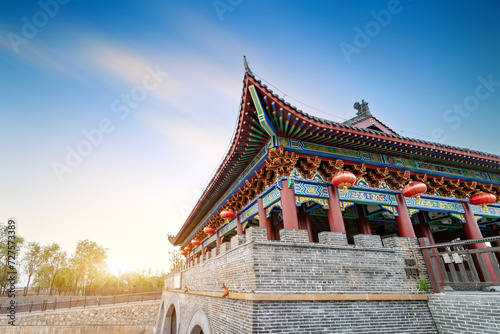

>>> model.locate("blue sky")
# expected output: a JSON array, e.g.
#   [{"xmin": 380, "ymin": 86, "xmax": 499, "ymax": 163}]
[{"xmin": 1, "ymin": 0, "xmax": 499, "ymax": 274}]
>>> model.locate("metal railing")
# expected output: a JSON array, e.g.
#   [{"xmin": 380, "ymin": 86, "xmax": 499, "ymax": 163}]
[
  {"xmin": 1, "ymin": 291, "xmax": 162, "ymax": 314},
  {"xmin": 419, "ymin": 236, "xmax": 500, "ymax": 293}
]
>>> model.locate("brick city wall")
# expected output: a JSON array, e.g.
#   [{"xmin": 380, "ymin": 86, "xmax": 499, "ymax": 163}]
[
  {"xmin": 166, "ymin": 227, "xmax": 428, "ymax": 294},
  {"xmin": 159, "ymin": 227, "xmax": 437, "ymax": 333},
  {"xmin": 158, "ymin": 291, "xmax": 437, "ymax": 334},
  {"xmin": 427, "ymin": 293, "xmax": 500, "ymax": 334}
]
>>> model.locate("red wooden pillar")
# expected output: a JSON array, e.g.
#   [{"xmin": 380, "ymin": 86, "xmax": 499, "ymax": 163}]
[
  {"xmin": 356, "ymin": 205, "xmax": 372, "ymax": 234},
  {"xmin": 395, "ymin": 194, "xmax": 416, "ymax": 237},
  {"xmin": 257, "ymin": 197, "xmax": 273, "ymax": 240},
  {"xmin": 201, "ymin": 241, "xmax": 206, "ymax": 255},
  {"xmin": 463, "ymin": 202, "xmax": 497, "ymax": 282},
  {"xmin": 326, "ymin": 186, "xmax": 346, "ymax": 234},
  {"xmin": 216, "ymin": 230, "xmax": 221, "ymax": 248},
  {"xmin": 236, "ymin": 215, "xmax": 243, "ymax": 234},
  {"xmin": 415, "ymin": 213, "xmax": 436, "ymax": 245},
  {"xmin": 280, "ymin": 180, "xmax": 299, "ymax": 230},
  {"xmin": 298, "ymin": 210, "xmax": 314, "ymax": 242}
]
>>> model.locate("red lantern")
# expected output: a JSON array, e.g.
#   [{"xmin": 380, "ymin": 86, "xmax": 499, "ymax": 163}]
[
  {"xmin": 180, "ymin": 250, "xmax": 187, "ymax": 256},
  {"xmin": 191, "ymin": 238, "xmax": 201, "ymax": 246},
  {"xmin": 204, "ymin": 226, "xmax": 215, "ymax": 236},
  {"xmin": 220, "ymin": 209, "xmax": 236, "ymax": 220},
  {"xmin": 402, "ymin": 181, "xmax": 427, "ymax": 202},
  {"xmin": 331, "ymin": 170, "xmax": 357, "ymax": 192},
  {"xmin": 184, "ymin": 245, "xmax": 192, "ymax": 252},
  {"xmin": 469, "ymin": 192, "xmax": 497, "ymax": 209}
]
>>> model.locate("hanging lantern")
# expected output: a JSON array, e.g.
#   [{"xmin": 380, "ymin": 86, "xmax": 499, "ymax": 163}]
[
  {"xmin": 402, "ymin": 181, "xmax": 427, "ymax": 202},
  {"xmin": 469, "ymin": 192, "xmax": 496, "ymax": 209},
  {"xmin": 180, "ymin": 250, "xmax": 187, "ymax": 256},
  {"xmin": 184, "ymin": 245, "xmax": 192, "ymax": 252},
  {"xmin": 191, "ymin": 238, "xmax": 201, "ymax": 246},
  {"xmin": 220, "ymin": 209, "xmax": 236, "ymax": 220},
  {"xmin": 331, "ymin": 170, "xmax": 357, "ymax": 192},
  {"xmin": 204, "ymin": 226, "xmax": 216, "ymax": 236}
]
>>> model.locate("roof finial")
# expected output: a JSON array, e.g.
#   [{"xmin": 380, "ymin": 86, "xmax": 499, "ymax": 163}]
[
  {"xmin": 353, "ymin": 99, "xmax": 371, "ymax": 116},
  {"xmin": 243, "ymin": 55, "xmax": 253, "ymax": 74}
]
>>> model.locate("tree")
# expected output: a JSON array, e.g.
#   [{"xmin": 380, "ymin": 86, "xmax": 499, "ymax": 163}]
[
  {"xmin": 21, "ymin": 242, "xmax": 42, "ymax": 293},
  {"xmin": 39, "ymin": 243, "xmax": 67, "ymax": 295},
  {"xmin": 0, "ymin": 223, "xmax": 24, "ymax": 289},
  {"xmin": 168, "ymin": 250, "xmax": 184, "ymax": 273},
  {"xmin": 69, "ymin": 239, "xmax": 108, "ymax": 293}
]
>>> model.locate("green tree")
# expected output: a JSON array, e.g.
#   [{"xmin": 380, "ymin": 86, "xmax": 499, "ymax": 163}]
[
  {"xmin": 70, "ymin": 239, "xmax": 108, "ymax": 289},
  {"xmin": 168, "ymin": 250, "xmax": 184, "ymax": 273},
  {"xmin": 0, "ymin": 223, "xmax": 24, "ymax": 289},
  {"xmin": 21, "ymin": 241, "xmax": 42, "ymax": 293},
  {"xmin": 39, "ymin": 243, "xmax": 67, "ymax": 295}
]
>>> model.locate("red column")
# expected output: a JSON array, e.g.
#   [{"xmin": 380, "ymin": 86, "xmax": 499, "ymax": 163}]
[
  {"xmin": 414, "ymin": 213, "xmax": 436, "ymax": 245},
  {"xmin": 257, "ymin": 197, "xmax": 273, "ymax": 240},
  {"xmin": 298, "ymin": 211, "xmax": 314, "ymax": 242},
  {"xmin": 280, "ymin": 180, "xmax": 299, "ymax": 230},
  {"xmin": 201, "ymin": 241, "xmax": 206, "ymax": 255},
  {"xmin": 356, "ymin": 205, "xmax": 372, "ymax": 234},
  {"xmin": 326, "ymin": 186, "xmax": 346, "ymax": 234},
  {"xmin": 216, "ymin": 230, "xmax": 221, "ymax": 248},
  {"xmin": 395, "ymin": 194, "xmax": 416, "ymax": 237},
  {"xmin": 236, "ymin": 215, "xmax": 243, "ymax": 234},
  {"xmin": 463, "ymin": 202, "xmax": 497, "ymax": 282}
]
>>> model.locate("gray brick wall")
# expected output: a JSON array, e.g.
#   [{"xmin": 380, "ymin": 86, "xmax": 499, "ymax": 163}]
[
  {"xmin": 160, "ymin": 291, "xmax": 253, "ymax": 334},
  {"xmin": 167, "ymin": 227, "xmax": 428, "ymax": 294},
  {"xmin": 428, "ymin": 294, "xmax": 500, "ymax": 334},
  {"xmin": 252, "ymin": 300, "xmax": 437, "ymax": 334},
  {"xmin": 159, "ymin": 291, "xmax": 437, "ymax": 334},
  {"xmin": 160, "ymin": 228, "xmax": 446, "ymax": 333}
]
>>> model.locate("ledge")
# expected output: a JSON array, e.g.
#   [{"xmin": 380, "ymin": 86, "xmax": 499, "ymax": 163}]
[{"xmin": 164, "ymin": 289, "xmax": 428, "ymax": 301}]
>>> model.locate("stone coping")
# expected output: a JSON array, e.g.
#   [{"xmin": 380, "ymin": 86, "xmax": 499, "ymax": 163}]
[
  {"xmin": 252, "ymin": 240, "xmax": 396, "ymax": 252},
  {"xmin": 164, "ymin": 289, "xmax": 428, "ymax": 301}
]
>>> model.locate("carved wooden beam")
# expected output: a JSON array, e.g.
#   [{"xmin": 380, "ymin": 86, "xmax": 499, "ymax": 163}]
[
  {"xmin": 365, "ymin": 167, "xmax": 389, "ymax": 188},
  {"xmin": 298, "ymin": 156, "xmax": 321, "ymax": 179},
  {"xmin": 265, "ymin": 146, "xmax": 299, "ymax": 176},
  {"xmin": 319, "ymin": 159, "xmax": 344, "ymax": 180},
  {"xmin": 385, "ymin": 170, "xmax": 411, "ymax": 190}
]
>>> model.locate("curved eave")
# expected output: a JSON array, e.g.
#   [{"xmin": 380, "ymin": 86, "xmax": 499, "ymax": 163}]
[{"xmin": 172, "ymin": 73, "xmax": 271, "ymax": 246}]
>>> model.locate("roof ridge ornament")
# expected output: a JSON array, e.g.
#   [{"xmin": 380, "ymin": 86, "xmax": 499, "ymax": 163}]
[
  {"xmin": 353, "ymin": 99, "xmax": 371, "ymax": 116},
  {"xmin": 243, "ymin": 55, "xmax": 253, "ymax": 74}
]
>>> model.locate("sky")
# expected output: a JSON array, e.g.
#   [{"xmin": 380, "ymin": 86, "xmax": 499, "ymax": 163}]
[{"xmin": 1, "ymin": 0, "xmax": 500, "ymax": 276}]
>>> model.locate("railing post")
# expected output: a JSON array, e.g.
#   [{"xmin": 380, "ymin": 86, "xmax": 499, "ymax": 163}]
[
  {"xmin": 54, "ymin": 299, "xmax": 57, "ymax": 310},
  {"xmin": 127, "ymin": 294, "xmax": 130, "ymax": 303},
  {"xmin": 418, "ymin": 237, "xmax": 443, "ymax": 293},
  {"xmin": 84, "ymin": 296, "xmax": 86, "ymax": 308},
  {"xmin": 113, "ymin": 295, "xmax": 115, "ymax": 305},
  {"xmin": 29, "ymin": 301, "xmax": 33, "ymax": 313},
  {"xmin": 69, "ymin": 298, "xmax": 72, "ymax": 309}
]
